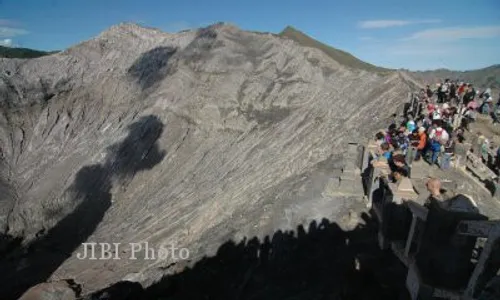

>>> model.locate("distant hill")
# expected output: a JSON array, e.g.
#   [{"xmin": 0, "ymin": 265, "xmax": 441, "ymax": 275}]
[
  {"xmin": 0, "ymin": 46, "xmax": 57, "ymax": 59},
  {"xmin": 279, "ymin": 26, "xmax": 393, "ymax": 74},
  {"xmin": 407, "ymin": 65, "xmax": 500, "ymax": 90},
  {"xmin": 279, "ymin": 26, "xmax": 498, "ymax": 89}
]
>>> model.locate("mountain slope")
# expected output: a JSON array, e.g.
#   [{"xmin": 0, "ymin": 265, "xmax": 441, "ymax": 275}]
[
  {"xmin": 0, "ymin": 45, "xmax": 57, "ymax": 59},
  {"xmin": 279, "ymin": 26, "xmax": 393, "ymax": 74},
  {"xmin": 0, "ymin": 23, "xmax": 413, "ymax": 298},
  {"xmin": 407, "ymin": 65, "xmax": 500, "ymax": 89}
]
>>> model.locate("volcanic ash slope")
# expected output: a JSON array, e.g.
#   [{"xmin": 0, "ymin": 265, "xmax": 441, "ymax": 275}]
[{"xmin": 0, "ymin": 23, "xmax": 413, "ymax": 294}]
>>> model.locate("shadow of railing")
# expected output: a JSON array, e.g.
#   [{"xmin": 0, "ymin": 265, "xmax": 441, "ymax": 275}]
[
  {"xmin": 0, "ymin": 115, "xmax": 166, "ymax": 300},
  {"xmin": 85, "ymin": 215, "xmax": 410, "ymax": 300}
]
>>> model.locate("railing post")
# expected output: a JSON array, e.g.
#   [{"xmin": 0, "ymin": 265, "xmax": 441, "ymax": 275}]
[
  {"xmin": 405, "ymin": 214, "xmax": 418, "ymax": 257},
  {"xmin": 463, "ymin": 223, "xmax": 500, "ymax": 299},
  {"xmin": 406, "ymin": 146, "xmax": 417, "ymax": 167},
  {"xmin": 362, "ymin": 146, "xmax": 370, "ymax": 174}
]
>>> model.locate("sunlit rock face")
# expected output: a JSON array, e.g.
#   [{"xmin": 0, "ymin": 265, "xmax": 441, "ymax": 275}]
[{"xmin": 0, "ymin": 23, "xmax": 414, "ymax": 297}]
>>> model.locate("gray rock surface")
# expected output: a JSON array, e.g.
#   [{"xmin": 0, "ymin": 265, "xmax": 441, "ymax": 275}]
[
  {"xmin": 0, "ymin": 23, "xmax": 415, "ymax": 297},
  {"xmin": 17, "ymin": 280, "xmax": 81, "ymax": 300}
]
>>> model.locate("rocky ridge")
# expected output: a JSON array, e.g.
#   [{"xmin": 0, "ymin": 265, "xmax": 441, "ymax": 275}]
[{"xmin": 0, "ymin": 23, "xmax": 416, "ymax": 298}]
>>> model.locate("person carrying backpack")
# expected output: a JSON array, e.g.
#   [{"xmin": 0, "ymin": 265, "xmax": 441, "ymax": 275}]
[{"xmin": 429, "ymin": 136, "xmax": 442, "ymax": 165}]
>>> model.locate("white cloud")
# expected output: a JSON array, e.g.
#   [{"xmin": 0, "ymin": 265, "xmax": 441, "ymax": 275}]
[
  {"xmin": 365, "ymin": 24, "xmax": 500, "ymax": 70},
  {"xmin": 0, "ymin": 27, "xmax": 28, "ymax": 38},
  {"xmin": 403, "ymin": 26, "xmax": 500, "ymax": 41},
  {"xmin": 358, "ymin": 19, "xmax": 441, "ymax": 29},
  {"xmin": 389, "ymin": 45, "xmax": 451, "ymax": 56},
  {"xmin": 0, "ymin": 38, "xmax": 12, "ymax": 47},
  {"xmin": 0, "ymin": 19, "xmax": 16, "ymax": 26}
]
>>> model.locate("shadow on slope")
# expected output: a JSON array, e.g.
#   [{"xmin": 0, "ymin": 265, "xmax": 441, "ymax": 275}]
[
  {"xmin": 128, "ymin": 47, "xmax": 177, "ymax": 90},
  {"xmin": 0, "ymin": 115, "xmax": 166, "ymax": 300},
  {"xmin": 87, "ymin": 213, "xmax": 410, "ymax": 300}
]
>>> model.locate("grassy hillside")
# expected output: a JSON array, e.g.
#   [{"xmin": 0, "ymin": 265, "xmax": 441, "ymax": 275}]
[
  {"xmin": 0, "ymin": 46, "xmax": 57, "ymax": 59},
  {"xmin": 408, "ymin": 65, "xmax": 500, "ymax": 90},
  {"xmin": 279, "ymin": 26, "xmax": 393, "ymax": 74}
]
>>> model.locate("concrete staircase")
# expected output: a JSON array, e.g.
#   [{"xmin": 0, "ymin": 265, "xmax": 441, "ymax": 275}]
[{"xmin": 338, "ymin": 143, "xmax": 364, "ymax": 195}]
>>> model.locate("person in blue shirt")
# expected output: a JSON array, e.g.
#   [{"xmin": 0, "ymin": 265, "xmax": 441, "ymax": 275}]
[
  {"xmin": 381, "ymin": 143, "xmax": 392, "ymax": 160},
  {"xmin": 429, "ymin": 137, "xmax": 442, "ymax": 165}
]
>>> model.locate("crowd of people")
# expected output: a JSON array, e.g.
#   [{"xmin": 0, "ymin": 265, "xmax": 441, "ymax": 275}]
[
  {"xmin": 370, "ymin": 79, "xmax": 500, "ymax": 185},
  {"xmin": 366, "ymin": 80, "xmax": 500, "ymax": 296}
]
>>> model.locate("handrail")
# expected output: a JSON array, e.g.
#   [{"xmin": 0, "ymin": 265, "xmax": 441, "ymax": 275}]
[
  {"xmin": 463, "ymin": 221, "xmax": 500, "ymax": 299},
  {"xmin": 405, "ymin": 200, "xmax": 428, "ymax": 221},
  {"xmin": 457, "ymin": 220, "xmax": 500, "ymax": 238},
  {"xmin": 466, "ymin": 151, "xmax": 498, "ymax": 179}
]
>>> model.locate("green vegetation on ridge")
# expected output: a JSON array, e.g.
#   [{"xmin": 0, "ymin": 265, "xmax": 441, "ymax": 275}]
[
  {"xmin": 0, "ymin": 46, "xmax": 57, "ymax": 59},
  {"xmin": 279, "ymin": 26, "xmax": 393, "ymax": 74}
]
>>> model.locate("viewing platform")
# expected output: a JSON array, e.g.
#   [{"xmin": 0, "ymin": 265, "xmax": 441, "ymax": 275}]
[{"xmin": 359, "ymin": 140, "xmax": 500, "ymax": 300}]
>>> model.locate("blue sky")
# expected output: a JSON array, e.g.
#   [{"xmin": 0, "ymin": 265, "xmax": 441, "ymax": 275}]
[{"xmin": 1, "ymin": 0, "xmax": 499, "ymax": 70}]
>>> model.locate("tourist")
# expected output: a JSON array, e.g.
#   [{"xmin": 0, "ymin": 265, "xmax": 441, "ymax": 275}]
[
  {"xmin": 371, "ymin": 142, "xmax": 392, "ymax": 169},
  {"xmin": 490, "ymin": 103, "xmax": 500, "ymax": 124},
  {"xmin": 457, "ymin": 82, "xmax": 465, "ymax": 99},
  {"xmin": 424, "ymin": 177, "xmax": 443, "ymax": 206},
  {"xmin": 415, "ymin": 127, "xmax": 427, "ymax": 161},
  {"xmin": 395, "ymin": 130, "xmax": 409, "ymax": 154},
  {"xmin": 463, "ymin": 84, "xmax": 476, "ymax": 106},
  {"xmin": 441, "ymin": 136, "xmax": 456, "ymax": 170},
  {"xmin": 375, "ymin": 131, "xmax": 385, "ymax": 146},
  {"xmin": 448, "ymin": 81, "xmax": 455, "ymax": 104},
  {"xmin": 391, "ymin": 154, "xmax": 410, "ymax": 178},
  {"xmin": 380, "ymin": 142, "xmax": 392, "ymax": 160},
  {"xmin": 426, "ymin": 85, "xmax": 433, "ymax": 99},
  {"xmin": 429, "ymin": 135, "xmax": 442, "ymax": 166},
  {"xmin": 406, "ymin": 115, "xmax": 416, "ymax": 133},
  {"xmin": 462, "ymin": 107, "xmax": 476, "ymax": 130}
]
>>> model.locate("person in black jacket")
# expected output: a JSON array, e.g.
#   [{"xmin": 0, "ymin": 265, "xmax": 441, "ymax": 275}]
[
  {"xmin": 463, "ymin": 84, "xmax": 476, "ymax": 106},
  {"xmin": 449, "ymin": 81, "xmax": 457, "ymax": 104},
  {"xmin": 426, "ymin": 85, "xmax": 433, "ymax": 99}
]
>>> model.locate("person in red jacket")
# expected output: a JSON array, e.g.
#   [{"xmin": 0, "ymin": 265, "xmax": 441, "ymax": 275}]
[{"xmin": 415, "ymin": 127, "xmax": 427, "ymax": 161}]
